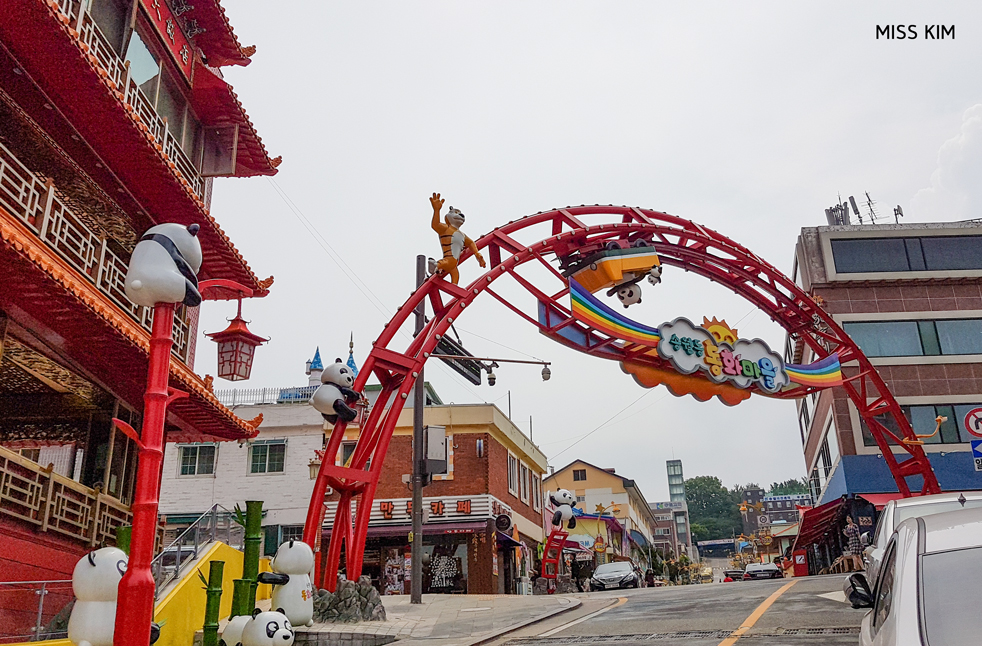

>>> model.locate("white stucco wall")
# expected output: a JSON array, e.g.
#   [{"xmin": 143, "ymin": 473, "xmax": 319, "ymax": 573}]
[{"xmin": 159, "ymin": 403, "xmax": 325, "ymax": 527}]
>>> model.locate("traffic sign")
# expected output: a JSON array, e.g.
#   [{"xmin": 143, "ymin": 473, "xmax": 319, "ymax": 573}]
[
  {"xmin": 757, "ymin": 515, "xmax": 769, "ymax": 525},
  {"xmin": 964, "ymin": 408, "xmax": 982, "ymax": 439},
  {"xmin": 972, "ymin": 440, "xmax": 982, "ymax": 472}
]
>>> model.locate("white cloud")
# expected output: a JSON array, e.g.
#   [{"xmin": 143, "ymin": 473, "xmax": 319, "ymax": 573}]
[{"xmin": 912, "ymin": 104, "xmax": 982, "ymax": 221}]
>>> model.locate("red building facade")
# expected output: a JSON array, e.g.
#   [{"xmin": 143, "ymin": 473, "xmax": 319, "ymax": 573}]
[{"xmin": 0, "ymin": 0, "xmax": 275, "ymax": 638}]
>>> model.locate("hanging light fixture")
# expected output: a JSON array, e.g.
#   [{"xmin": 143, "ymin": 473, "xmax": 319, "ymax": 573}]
[{"xmin": 206, "ymin": 294, "xmax": 268, "ymax": 381}]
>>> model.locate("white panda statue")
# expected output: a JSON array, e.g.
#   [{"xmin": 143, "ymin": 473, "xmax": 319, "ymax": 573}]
[
  {"xmin": 616, "ymin": 283, "xmax": 641, "ymax": 308},
  {"xmin": 548, "ymin": 489, "xmax": 578, "ymax": 530},
  {"xmin": 221, "ymin": 610, "xmax": 294, "ymax": 646},
  {"xmin": 124, "ymin": 223, "xmax": 203, "ymax": 308},
  {"xmin": 310, "ymin": 359, "xmax": 360, "ymax": 424},
  {"xmin": 67, "ymin": 547, "xmax": 127, "ymax": 646},
  {"xmin": 257, "ymin": 540, "xmax": 315, "ymax": 627}
]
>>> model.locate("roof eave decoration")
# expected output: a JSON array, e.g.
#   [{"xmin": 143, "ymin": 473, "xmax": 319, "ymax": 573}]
[
  {"xmin": 185, "ymin": 0, "xmax": 254, "ymax": 67},
  {"xmin": 191, "ymin": 63, "xmax": 280, "ymax": 177}
]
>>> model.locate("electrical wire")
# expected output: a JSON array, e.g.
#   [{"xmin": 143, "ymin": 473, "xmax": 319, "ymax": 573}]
[{"xmin": 549, "ymin": 387, "xmax": 663, "ymax": 460}]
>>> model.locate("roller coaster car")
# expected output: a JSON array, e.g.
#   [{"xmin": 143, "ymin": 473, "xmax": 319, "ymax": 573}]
[{"xmin": 562, "ymin": 239, "xmax": 662, "ymax": 306}]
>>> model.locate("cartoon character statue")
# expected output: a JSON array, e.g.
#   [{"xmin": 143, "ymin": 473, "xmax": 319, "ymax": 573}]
[
  {"xmin": 221, "ymin": 609, "xmax": 294, "ymax": 646},
  {"xmin": 608, "ymin": 265, "xmax": 662, "ymax": 309},
  {"xmin": 68, "ymin": 547, "xmax": 160, "ymax": 646},
  {"xmin": 548, "ymin": 489, "xmax": 578, "ymax": 529},
  {"xmin": 310, "ymin": 359, "xmax": 361, "ymax": 424},
  {"xmin": 257, "ymin": 540, "xmax": 315, "ymax": 627},
  {"xmin": 124, "ymin": 223, "xmax": 203, "ymax": 307},
  {"xmin": 429, "ymin": 192, "xmax": 486, "ymax": 284}
]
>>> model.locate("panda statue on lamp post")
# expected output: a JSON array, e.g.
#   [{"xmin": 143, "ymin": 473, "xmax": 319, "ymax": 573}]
[
  {"xmin": 548, "ymin": 489, "xmax": 578, "ymax": 530},
  {"xmin": 124, "ymin": 223, "xmax": 203, "ymax": 307},
  {"xmin": 310, "ymin": 359, "xmax": 362, "ymax": 424}
]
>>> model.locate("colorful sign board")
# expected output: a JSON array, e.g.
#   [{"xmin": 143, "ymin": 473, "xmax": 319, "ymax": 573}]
[
  {"xmin": 324, "ymin": 495, "xmax": 511, "ymax": 527},
  {"xmin": 658, "ymin": 317, "xmax": 789, "ymax": 394},
  {"xmin": 972, "ymin": 440, "xmax": 982, "ymax": 472},
  {"xmin": 139, "ymin": 0, "xmax": 194, "ymax": 82},
  {"xmin": 964, "ymin": 408, "xmax": 982, "ymax": 438}
]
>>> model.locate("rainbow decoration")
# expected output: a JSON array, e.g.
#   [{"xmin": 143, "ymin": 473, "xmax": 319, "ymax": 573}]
[
  {"xmin": 569, "ymin": 279, "xmax": 661, "ymax": 346},
  {"xmin": 568, "ymin": 277, "xmax": 844, "ymax": 390},
  {"xmin": 785, "ymin": 353, "xmax": 843, "ymax": 388}
]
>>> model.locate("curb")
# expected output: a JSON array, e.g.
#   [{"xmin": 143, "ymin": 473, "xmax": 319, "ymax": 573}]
[{"xmin": 461, "ymin": 597, "xmax": 584, "ymax": 646}]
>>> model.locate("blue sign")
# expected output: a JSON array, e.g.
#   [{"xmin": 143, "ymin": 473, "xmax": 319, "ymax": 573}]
[{"xmin": 972, "ymin": 440, "xmax": 982, "ymax": 472}]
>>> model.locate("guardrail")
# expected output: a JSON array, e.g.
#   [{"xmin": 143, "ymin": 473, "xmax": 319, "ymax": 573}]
[
  {"xmin": 152, "ymin": 504, "xmax": 244, "ymax": 598},
  {"xmin": 0, "ymin": 579, "xmax": 73, "ymax": 644},
  {"xmin": 215, "ymin": 385, "xmax": 317, "ymax": 407}
]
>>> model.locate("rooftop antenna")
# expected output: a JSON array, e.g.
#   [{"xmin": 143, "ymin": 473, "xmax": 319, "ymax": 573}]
[
  {"xmin": 849, "ymin": 196, "xmax": 863, "ymax": 225},
  {"xmin": 893, "ymin": 205, "xmax": 904, "ymax": 224},
  {"xmin": 865, "ymin": 192, "xmax": 879, "ymax": 223}
]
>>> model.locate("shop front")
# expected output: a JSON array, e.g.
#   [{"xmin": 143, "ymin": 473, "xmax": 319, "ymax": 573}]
[{"xmin": 321, "ymin": 495, "xmax": 530, "ymax": 594}]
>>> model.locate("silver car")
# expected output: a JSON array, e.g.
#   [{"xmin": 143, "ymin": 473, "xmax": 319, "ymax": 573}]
[
  {"xmin": 864, "ymin": 491, "xmax": 982, "ymax": 584},
  {"xmin": 846, "ymin": 505, "xmax": 982, "ymax": 645}
]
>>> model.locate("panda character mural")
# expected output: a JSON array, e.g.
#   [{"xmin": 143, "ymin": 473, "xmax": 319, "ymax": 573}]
[
  {"xmin": 257, "ymin": 540, "xmax": 315, "ymax": 627},
  {"xmin": 67, "ymin": 548, "xmax": 160, "ymax": 646},
  {"xmin": 124, "ymin": 222, "xmax": 203, "ymax": 307},
  {"xmin": 548, "ymin": 489, "xmax": 578, "ymax": 530},
  {"xmin": 220, "ymin": 609, "xmax": 294, "ymax": 646},
  {"xmin": 310, "ymin": 359, "xmax": 361, "ymax": 424}
]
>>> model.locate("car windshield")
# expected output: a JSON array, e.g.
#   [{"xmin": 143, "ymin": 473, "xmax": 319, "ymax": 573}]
[
  {"xmin": 594, "ymin": 562, "xmax": 632, "ymax": 575},
  {"xmin": 894, "ymin": 499, "xmax": 982, "ymax": 527},
  {"xmin": 921, "ymin": 546, "xmax": 982, "ymax": 645}
]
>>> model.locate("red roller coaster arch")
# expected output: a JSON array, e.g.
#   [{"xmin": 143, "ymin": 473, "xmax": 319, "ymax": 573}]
[{"xmin": 303, "ymin": 205, "xmax": 940, "ymax": 589}]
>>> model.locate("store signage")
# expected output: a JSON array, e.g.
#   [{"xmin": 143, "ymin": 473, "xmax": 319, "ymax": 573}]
[
  {"xmin": 593, "ymin": 536, "xmax": 606, "ymax": 553},
  {"xmin": 139, "ymin": 0, "xmax": 194, "ymax": 81},
  {"xmin": 972, "ymin": 440, "xmax": 982, "ymax": 472},
  {"xmin": 964, "ymin": 408, "xmax": 982, "ymax": 438},
  {"xmin": 658, "ymin": 317, "xmax": 788, "ymax": 393},
  {"xmin": 324, "ymin": 495, "xmax": 513, "ymax": 527}
]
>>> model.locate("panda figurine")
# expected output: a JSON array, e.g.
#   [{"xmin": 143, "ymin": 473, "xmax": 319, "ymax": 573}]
[
  {"xmin": 616, "ymin": 284, "xmax": 641, "ymax": 308},
  {"xmin": 221, "ymin": 609, "xmax": 294, "ymax": 646},
  {"xmin": 548, "ymin": 489, "xmax": 578, "ymax": 530},
  {"xmin": 257, "ymin": 540, "xmax": 315, "ymax": 627},
  {"xmin": 124, "ymin": 222, "xmax": 203, "ymax": 308},
  {"xmin": 310, "ymin": 359, "xmax": 360, "ymax": 424},
  {"xmin": 67, "ymin": 547, "xmax": 160, "ymax": 646}
]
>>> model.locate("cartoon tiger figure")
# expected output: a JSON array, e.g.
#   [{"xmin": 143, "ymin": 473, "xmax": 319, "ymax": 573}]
[{"xmin": 429, "ymin": 192, "xmax": 485, "ymax": 284}]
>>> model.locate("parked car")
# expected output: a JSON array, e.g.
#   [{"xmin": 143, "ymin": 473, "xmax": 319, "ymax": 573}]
[
  {"xmin": 865, "ymin": 491, "xmax": 982, "ymax": 584},
  {"xmin": 846, "ymin": 505, "xmax": 982, "ymax": 645},
  {"xmin": 589, "ymin": 561, "xmax": 640, "ymax": 590},
  {"xmin": 722, "ymin": 569, "xmax": 745, "ymax": 581},
  {"xmin": 742, "ymin": 563, "xmax": 783, "ymax": 580}
]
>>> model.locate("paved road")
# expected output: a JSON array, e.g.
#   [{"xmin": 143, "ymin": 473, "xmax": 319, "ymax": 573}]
[{"xmin": 495, "ymin": 575, "xmax": 865, "ymax": 646}]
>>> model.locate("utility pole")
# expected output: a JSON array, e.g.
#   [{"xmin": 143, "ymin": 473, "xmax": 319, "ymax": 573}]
[{"xmin": 411, "ymin": 255, "xmax": 425, "ymax": 604}]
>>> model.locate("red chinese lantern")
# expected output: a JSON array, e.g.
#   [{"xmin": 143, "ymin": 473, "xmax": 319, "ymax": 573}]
[{"xmin": 206, "ymin": 296, "xmax": 268, "ymax": 381}]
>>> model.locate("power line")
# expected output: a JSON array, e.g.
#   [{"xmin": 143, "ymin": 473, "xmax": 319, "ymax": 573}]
[{"xmin": 550, "ymin": 387, "xmax": 664, "ymax": 460}]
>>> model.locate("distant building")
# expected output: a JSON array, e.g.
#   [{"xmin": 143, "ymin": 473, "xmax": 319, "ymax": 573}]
[
  {"xmin": 740, "ymin": 487, "xmax": 811, "ymax": 535},
  {"xmin": 790, "ymin": 221, "xmax": 982, "ymax": 504},
  {"xmin": 648, "ymin": 501, "xmax": 685, "ymax": 558},
  {"xmin": 665, "ymin": 460, "xmax": 693, "ymax": 553}
]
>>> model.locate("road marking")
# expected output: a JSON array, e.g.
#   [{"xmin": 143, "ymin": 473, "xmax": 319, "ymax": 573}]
[
  {"xmin": 717, "ymin": 580, "xmax": 797, "ymax": 646},
  {"xmin": 817, "ymin": 591, "xmax": 847, "ymax": 604},
  {"xmin": 537, "ymin": 596, "xmax": 628, "ymax": 636}
]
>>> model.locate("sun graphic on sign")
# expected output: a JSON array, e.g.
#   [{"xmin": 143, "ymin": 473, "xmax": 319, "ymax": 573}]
[{"xmin": 702, "ymin": 317, "xmax": 739, "ymax": 344}]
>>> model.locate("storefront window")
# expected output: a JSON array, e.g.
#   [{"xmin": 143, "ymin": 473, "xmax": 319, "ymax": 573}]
[
  {"xmin": 88, "ymin": 0, "xmax": 130, "ymax": 53},
  {"xmin": 125, "ymin": 28, "xmax": 161, "ymax": 101}
]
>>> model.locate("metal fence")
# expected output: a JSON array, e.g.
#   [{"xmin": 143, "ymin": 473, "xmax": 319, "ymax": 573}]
[
  {"xmin": 152, "ymin": 504, "xmax": 245, "ymax": 598},
  {"xmin": 0, "ymin": 580, "xmax": 73, "ymax": 644},
  {"xmin": 215, "ymin": 385, "xmax": 317, "ymax": 408}
]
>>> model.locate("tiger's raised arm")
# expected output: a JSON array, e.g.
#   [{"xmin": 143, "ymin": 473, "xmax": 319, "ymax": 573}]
[{"xmin": 430, "ymin": 192, "xmax": 447, "ymax": 234}]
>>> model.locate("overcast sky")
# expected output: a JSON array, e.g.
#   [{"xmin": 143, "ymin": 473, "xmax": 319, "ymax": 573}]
[{"xmin": 193, "ymin": 2, "xmax": 982, "ymax": 502}]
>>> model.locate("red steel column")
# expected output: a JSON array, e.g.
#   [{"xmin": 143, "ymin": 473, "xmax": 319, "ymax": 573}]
[{"xmin": 114, "ymin": 303, "xmax": 175, "ymax": 645}]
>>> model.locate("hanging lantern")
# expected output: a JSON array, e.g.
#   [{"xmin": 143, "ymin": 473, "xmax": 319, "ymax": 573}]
[{"xmin": 206, "ymin": 296, "xmax": 268, "ymax": 381}]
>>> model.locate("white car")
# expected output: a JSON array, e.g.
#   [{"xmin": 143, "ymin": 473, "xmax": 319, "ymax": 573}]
[
  {"xmin": 864, "ymin": 491, "xmax": 982, "ymax": 584},
  {"xmin": 846, "ymin": 505, "xmax": 982, "ymax": 645}
]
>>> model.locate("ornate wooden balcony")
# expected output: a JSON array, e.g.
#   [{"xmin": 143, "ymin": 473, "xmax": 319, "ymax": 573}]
[
  {"xmin": 0, "ymin": 140, "xmax": 193, "ymax": 363},
  {"xmin": 51, "ymin": 0, "xmax": 205, "ymax": 198},
  {"xmin": 0, "ymin": 445, "xmax": 132, "ymax": 547}
]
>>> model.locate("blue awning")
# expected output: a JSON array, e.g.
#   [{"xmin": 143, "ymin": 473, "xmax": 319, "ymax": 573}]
[{"xmin": 629, "ymin": 530, "xmax": 649, "ymax": 548}]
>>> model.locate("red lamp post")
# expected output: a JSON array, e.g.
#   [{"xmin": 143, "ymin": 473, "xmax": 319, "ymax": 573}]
[
  {"xmin": 112, "ymin": 279, "xmax": 263, "ymax": 645},
  {"xmin": 206, "ymin": 294, "xmax": 269, "ymax": 381}
]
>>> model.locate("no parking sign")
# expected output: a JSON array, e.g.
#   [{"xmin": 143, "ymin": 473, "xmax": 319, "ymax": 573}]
[{"xmin": 964, "ymin": 408, "xmax": 982, "ymax": 439}]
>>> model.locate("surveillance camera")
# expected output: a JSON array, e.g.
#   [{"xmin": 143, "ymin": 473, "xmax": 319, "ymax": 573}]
[
  {"xmin": 541, "ymin": 366, "xmax": 551, "ymax": 381},
  {"xmin": 487, "ymin": 371, "xmax": 496, "ymax": 386}
]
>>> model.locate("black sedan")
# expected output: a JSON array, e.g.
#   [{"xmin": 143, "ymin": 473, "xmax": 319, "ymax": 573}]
[
  {"xmin": 589, "ymin": 561, "xmax": 640, "ymax": 590},
  {"xmin": 742, "ymin": 563, "xmax": 783, "ymax": 580}
]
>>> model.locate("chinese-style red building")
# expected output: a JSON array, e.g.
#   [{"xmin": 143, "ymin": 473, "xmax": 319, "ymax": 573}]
[{"xmin": 0, "ymin": 0, "xmax": 276, "ymax": 637}]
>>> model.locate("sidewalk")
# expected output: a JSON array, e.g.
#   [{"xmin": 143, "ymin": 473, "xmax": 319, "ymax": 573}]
[{"xmin": 294, "ymin": 593, "xmax": 581, "ymax": 646}]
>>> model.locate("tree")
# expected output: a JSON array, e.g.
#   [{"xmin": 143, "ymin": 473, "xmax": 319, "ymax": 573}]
[
  {"xmin": 684, "ymin": 476, "xmax": 743, "ymax": 540},
  {"xmin": 768, "ymin": 478, "xmax": 809, "ymax": 496}
]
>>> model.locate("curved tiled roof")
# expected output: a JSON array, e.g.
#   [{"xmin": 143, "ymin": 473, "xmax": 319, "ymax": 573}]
[{"xmin": 187, "ymin": 0, "xmax": 253, "ymax": 67}]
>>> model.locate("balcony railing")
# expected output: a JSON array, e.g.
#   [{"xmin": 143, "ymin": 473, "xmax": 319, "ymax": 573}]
[
  {"xmin": 51, "ymin": 0, "xmax": 205, "ymax": 198},
  {"xmin": 0, "ymin": 446, "xmax": 135, "ymax": 548},
  {"xmin": 215, "ymin": 385, "xmax": 318, "ymax": 408},
  {"xmin": 153, "ymin": 504, "xmax": 244, "ymax": 598},
  {"xmin": 0, "ymin": 140, "xmax": 192, "ymax": 362}
]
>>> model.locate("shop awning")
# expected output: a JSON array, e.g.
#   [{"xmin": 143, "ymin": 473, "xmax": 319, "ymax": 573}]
[
  {"xmin": 792, "ymin": 497, "xmax": 844, "ymax": 551},
  {"xmin": 497, "ymin": 532, "xmax": 522, "ymax": 547},
  {"xmin": 629, "ymin": 530, "xmax": 649, "ymax": 548},
  {"xmin": 859, "ymin": 493, "xmax": 910, "ymax": 510}
]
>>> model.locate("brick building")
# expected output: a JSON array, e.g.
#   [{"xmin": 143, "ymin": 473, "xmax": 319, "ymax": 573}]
[
  {"xmin": 791, "ymin": 220, "xmax": 982, "ymax": 505},
  {"xmin": 0, "ymin": 0, "xmax": 274, "ymax": 637},
  {"xmin": 163, "ymin": 350, "xmax": 547, "ymax": 595}
]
